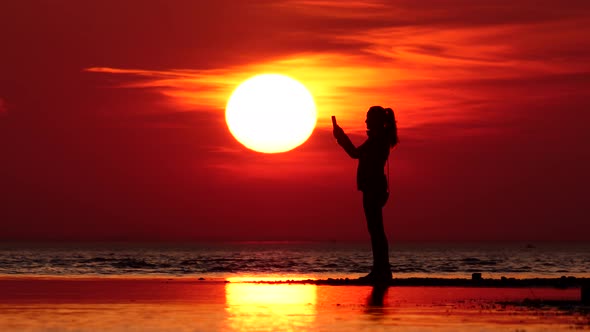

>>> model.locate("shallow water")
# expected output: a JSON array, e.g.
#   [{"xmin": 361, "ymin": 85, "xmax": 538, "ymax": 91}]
[{"xmin": 1, "ymin": 242, "xmax": 588, "ymax": 279}]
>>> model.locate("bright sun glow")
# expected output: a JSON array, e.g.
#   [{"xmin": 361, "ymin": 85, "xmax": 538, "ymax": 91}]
[{"xmin": 225, "ymin": 74, "xmax": 317, "ymax": 153}]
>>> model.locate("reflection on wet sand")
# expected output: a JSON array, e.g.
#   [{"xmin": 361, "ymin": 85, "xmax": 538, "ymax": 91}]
[
  {"xmin": 223, "ymin": 281, "xmax": 585, "ymax": 331},
  {"xmin": 0, "ymin": 277, "xmax": 585, "ymax": 331},
  {"xmin": 367, "ymin": 285, "xmax": 389, "ymax": 307},
  {"xmin": 364, "ymin": 285, "xmax": 390, "ymax": 320},
  {"xmin": 224, "ymin": 282, "xmax": 317, "ymax": 332}
]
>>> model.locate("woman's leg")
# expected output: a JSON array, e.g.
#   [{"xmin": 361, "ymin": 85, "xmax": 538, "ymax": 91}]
[{"xmin": 363, "ymin": 191, "xmax": 391, "ymax": 277}]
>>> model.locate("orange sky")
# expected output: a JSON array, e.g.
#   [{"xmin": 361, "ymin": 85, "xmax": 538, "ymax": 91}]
[{"xmin": 1, "ymin": 0, "xmax": 589, "ymax": 242}]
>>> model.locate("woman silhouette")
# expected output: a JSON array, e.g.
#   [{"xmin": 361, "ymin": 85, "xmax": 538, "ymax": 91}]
[{"xmin": 333, "ymin": 106, "xmax": 398, "ymax": 283}]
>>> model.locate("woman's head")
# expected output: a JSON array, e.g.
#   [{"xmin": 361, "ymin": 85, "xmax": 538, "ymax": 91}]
[{"xmin": 366, "ymin": 106, "xmax": 399, "ymax": 148}]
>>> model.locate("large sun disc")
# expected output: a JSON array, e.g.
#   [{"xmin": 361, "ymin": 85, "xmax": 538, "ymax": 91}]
[{"xmin": 225, "ymin": 74, "xmax": 317, "ymax": 153}]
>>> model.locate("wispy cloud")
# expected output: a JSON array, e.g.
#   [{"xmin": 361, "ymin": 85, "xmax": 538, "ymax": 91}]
[
  {"xmin": 87, "ymin": 53, "xmax": 407, "ymax": 130},
  {"xmin": 86, "ymin": 0, "xmax": 590, "ymax": 139}
]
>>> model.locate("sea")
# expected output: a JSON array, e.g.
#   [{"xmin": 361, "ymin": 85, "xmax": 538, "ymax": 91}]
[{"xmin": 0, "ymin": 242, "xmax": 588, "ymax": 280}]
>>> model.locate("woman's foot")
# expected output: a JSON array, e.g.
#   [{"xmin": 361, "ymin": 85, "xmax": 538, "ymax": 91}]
[
  {"xmin": 358, "ymin": 271, "xmax": 376, "ymax": 282},
  {"xmin": 358, "ymin": 270, "xmax": 392, "ymax": 284}
]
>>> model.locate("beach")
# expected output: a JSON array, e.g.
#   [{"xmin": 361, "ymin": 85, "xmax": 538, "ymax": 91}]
[{"xmin": 0, "ymin": 276, "xmax": 587, "ymax": 331}]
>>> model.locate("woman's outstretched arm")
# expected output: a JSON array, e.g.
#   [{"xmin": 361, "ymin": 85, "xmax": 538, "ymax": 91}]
[{"xmin": 334, "ymin": 125, "xmax": 360, "ymax": 159}]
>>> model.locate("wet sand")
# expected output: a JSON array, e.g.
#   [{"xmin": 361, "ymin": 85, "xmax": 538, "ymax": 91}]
[{"xmin": 0, "ymin": 276, "xmax": 587, "ymax": 331}]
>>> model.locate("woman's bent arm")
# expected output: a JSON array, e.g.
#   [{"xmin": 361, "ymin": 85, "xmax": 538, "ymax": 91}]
[{"xmin": 334, "ymin": 127, "xmax": 360, "ymax": 159}]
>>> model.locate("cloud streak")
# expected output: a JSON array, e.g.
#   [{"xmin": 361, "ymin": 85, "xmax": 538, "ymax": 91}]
[{"xmin": 86, "ymin": 0, "xmax": 590, "ymax": 141}]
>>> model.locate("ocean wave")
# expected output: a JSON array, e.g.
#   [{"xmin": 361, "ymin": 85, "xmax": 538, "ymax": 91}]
[
  {"xmin": 461, "ymin": 258, "xmax": 498, "ymax": 266},
  {"xmin": 0, "ymin": 243, "xmax": 588, "ymax": 277}
]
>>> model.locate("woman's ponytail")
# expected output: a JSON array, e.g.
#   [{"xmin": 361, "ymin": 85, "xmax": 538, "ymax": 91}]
[{"xmin": 384, "ymin": 107, "xmax": 398, "ymax": 149}]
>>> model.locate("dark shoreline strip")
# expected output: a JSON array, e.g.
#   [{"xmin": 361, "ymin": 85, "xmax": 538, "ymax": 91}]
[{"xmin": 245, "ymin": 277, "xmax": 589, "ymax": 288}]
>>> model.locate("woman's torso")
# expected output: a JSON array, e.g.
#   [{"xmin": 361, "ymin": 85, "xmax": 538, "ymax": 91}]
[{"xmin": 357, "ymin": 134, "xmax": 389, "ymax": 192}]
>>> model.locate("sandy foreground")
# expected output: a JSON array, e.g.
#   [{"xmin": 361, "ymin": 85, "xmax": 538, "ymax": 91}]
[{"xmin": 0, "ymin": 276, "xmax": 587, "ymax": 331}]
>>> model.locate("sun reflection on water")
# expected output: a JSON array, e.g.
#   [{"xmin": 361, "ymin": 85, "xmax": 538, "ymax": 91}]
[{"xmin": 224, "ymin": 280, "xmax": 317, "ymax": 332}]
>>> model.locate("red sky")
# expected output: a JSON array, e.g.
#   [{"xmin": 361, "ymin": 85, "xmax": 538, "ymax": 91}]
[{"xmin": 1, "ymin": 0, "xmax": 589, "ymax": 242}]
